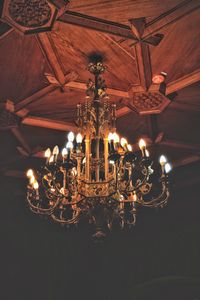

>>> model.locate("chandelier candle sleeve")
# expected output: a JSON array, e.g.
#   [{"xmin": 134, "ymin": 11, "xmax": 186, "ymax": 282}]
[
  {"xmin": 49, "ymin": 155, "xmax": 54, "ymax": 164},
  {"xmin": 53, "ymin": 146, "xmax": 59, "ymax": 162},
  {"xmin": 62, "ymin": 148, "xmax": 68, "ymax": 162},
  {"xmin": 44, "ymin": 148, "xmax": 51, "ymax": 164},
  {"xmin": 76, "ymin": 133, "xmax": 83, "ymax": 153},
  {"xmin": 66, "ymin": 141, "xmax": 73, "ymax": 160},
  {"xmin": 108, "ymin": 132, "xmax": 115, "ymax": 152}
]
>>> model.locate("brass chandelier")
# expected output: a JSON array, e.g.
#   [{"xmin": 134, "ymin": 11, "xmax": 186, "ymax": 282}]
[{"xmin": 26, "ymin": 61, "xmax": 172, "ymax": 237}]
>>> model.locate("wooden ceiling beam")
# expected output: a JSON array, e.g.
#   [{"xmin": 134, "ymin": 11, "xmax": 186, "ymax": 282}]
[
  {"xmin": 58, "ymin": 11, "xmax": 137, "ymax": 40},
  {"xmin": 173, "ymin": 154, "xmax": 200, "ymax": 168},
  {"xmin": 143, "ymin": 0, "xmax": 200, "ymax": 40},
  {"xmin": 3, "ymin": 170, "xmax": 25, "ymax": 178},
  {"xmin": 146, "ymin": 114, "xmax": 159, "ymax": 142},
  {"xmin": 58, "ymin": 1, "xmax": 200, "ymax": 43},
  {"xmin": 65, "ymin": 81, "xmax": 130, "ymax": 98},
  {"xmin": 99, "ymin": 34, "xmax": 135, "ymax": 61},
  {"xmin": 15, "ymin": 85, "xmax": 57, "ymax": 113},
  {"xmin": 166, "ymin": 69, "xmax": 200, "ymax": 95},
  {"xmin": 116, "ymin": 106, "xmax": 132, "ymax": 118},
  {"xmin": 36, "ymin": 32, "xmax": 66, "ymax": 86},
  {"xmin": 169, "ymin": 101, "xmax": 200, "ymax": 113},
  {"xmin": 0, "ymin": 21, "xmax": 14, "ymax": 40},
  {"xmin": 129, "ymin": 19, "xmax": 152, "ymax": 90},
  {"xmin": 133, "ymin": 42, "xmax": 152, "ymax": 90},
  {"xmin": 22, "ymin": 116, "xmax": 78, "ymax": 132},
  {"xmin": 117, "ymin": 68, "xmax": 200, "ymax": 119},
  {"xmin": 10, "ymin": 127, "xmax": 32, "ymax": 154},
  {"xmin": 160, "ymin": 139, "xmax": 200, "ymax": 152}
]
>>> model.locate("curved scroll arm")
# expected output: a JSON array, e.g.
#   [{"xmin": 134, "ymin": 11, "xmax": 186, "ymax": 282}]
[{"xmin": 50, "ymin": 208, "xmax": 82, "ymax": 225}]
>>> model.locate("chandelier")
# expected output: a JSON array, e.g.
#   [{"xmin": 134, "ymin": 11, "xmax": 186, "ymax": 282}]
[{"xmin": 26, "ymin": 60, "xmax": 172, "ymax": 238}]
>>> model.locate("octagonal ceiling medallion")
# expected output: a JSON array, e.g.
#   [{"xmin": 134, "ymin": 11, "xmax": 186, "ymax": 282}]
[{"xmin": 1, "ymin": 0, "xmax": 58, "ymax": 34}]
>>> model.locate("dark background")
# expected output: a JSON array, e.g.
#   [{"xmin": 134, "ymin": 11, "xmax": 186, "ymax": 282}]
[{"xmin": 1, "ymin": 163, "xmax": 200, "ymax": 300}]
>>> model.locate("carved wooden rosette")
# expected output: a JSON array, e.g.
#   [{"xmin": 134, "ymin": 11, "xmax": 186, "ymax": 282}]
[
  {"xmin": 1, "ymin": 0, "xmax": 58, "ymax": 34},
  {"xmin": 129, "ymin": 83, "xmax": 171, "ymax": 115}
]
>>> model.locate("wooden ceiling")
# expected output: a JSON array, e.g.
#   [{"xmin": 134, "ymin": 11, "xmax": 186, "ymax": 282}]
[{"xmin": 0, "ymin": 0, "xmax": 200, "ymax": 181}]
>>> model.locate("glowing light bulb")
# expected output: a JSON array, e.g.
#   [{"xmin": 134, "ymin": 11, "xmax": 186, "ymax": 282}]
[
  {"xmin": 145, "ymin": 149, "xmax": 150, "ymax": 157},
  {"xmin": 44, "ymin": 148, "xmax": 51, "ymax": 158},
  {"xmin": 68, "ymin": 131, "xmax": 75, "ymax": 142},
  {"xmin": 139, "ymin": 139, "xmax": 146, "ymax": 150},
  {"xmin": 159, "ymin": 155, "xmax": 167, "ymax": 166},
  {"xmin": 108, "ymin": 132, "xmax": 114, "ymax": 142},
  {"xmin": 121, "ymin": 137, "xmax": 128, "ymax": 147},
  {"xmin": 165, "ymin": 162, "xmax": 172, "ymax": 173},
  {"xmin": 76, "ymin": 133, "xmax": 83, "ymax": 144},
  {"xmin": 33, "ymin": 181, "xmax": 39, "ymax": 190},
  {"xmin": 66, "ymin": 141, "xmax": 73, "ymax": 149},
  {"xmin": 26, "ymin": 169, "xmax": 33, "ymax": 178},
  {"xmin": 113, "ymin": 133, "xmax": 119, "ymax": 143},
  {"xmin": 30, "ymin": 176, "xmax": 35, "ymax": 184},
  {"xmin": 62, "ymin": 148, "xmax": 68, "ymax": 157},
  {"xmin": 82, "ymin": 157, "xmax": 86, "ymax": 164},
  {"xmin": 109, "ymin": 160, "xmax": 115, "ymax": 165},
  {"xmin": 53, "ymin": 145, "xmax": 59, "ymax": 155},
  {"xmin": 49, "ymin": 155, "xmax": 54, "ymax": 163},
  {"xmin": 127, "ymin": 144, "xmax": 132, "ymax": 152}
]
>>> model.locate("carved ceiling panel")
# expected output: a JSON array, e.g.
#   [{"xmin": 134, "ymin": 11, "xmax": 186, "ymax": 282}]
[{"xmin": 1, "ymin": 0, "xmax": 58, "ymax": 34}]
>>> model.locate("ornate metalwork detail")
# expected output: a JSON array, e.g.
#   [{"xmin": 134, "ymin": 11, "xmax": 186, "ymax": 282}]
[
  {"xmin": 8, "ymin": 0, "xmax": 52, "ymax": 28},
  {"xmin": 26, "ymin": 62, "xmax": 171, "ymax": 238}
]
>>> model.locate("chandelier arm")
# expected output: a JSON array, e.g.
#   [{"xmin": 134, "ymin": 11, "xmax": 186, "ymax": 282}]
[
  {"xmin": 137, "ymin": 181, "xmax": 169, "ymax": 207},
  {"xmin": 118, "ymin": 164, "xmax": 151, "ymax": 194},
  {"xmin": 134, "ymin": 165, "xmax": 151, "ymax": 190},
  {"xmin": 26, "ymin": 193, "xmax": 61, "ymax": 214},
  {"xmin": 119, "ymin": 209, "xmax": 136, "ymax": 225},
  {"xmin": 50, "ymin": 209, "xmax": 82, "ymax": 224}
]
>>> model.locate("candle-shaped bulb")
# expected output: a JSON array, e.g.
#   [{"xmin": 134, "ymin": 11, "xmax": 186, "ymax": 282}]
[
  {"xmin": 127, "ymin": 144, "xmax": 132, "ymax": 152},
  {"xmin": 76, "ymin": 133, "xmax": 83, "ymax": 144},
  {"xmin": 53, "ymin": 145, "xmax": 59, "ymax": 156},
  {"xmin": 139, "ymin": 139, "xmax": 146, "ymax": 150},
  {"xmin": 121, "ymin": 137, "xmax": 128, "ymax": 148},
  {"xmin": 113, "ymin": 132, "xmax": 120, "ymax": 143},
  {"xmin": 44, "ymin": 148, "xmax": 51, "ymax": 158},
  {"xmin": 108, "ymin": 132, "xmax": 114, "ymax": 142},
  {"xmin": 26, "ymin": 169, "xmax": 33, "ymax": 178},
  {"xmin": 159, "ymin": 155, "xmax": 167, "ymax": 166},
  {"xmin": 66, "ymin": 141, "xmax": 73, "ymax": 149},
  {"xmin": 68, "ymin": 131, "xmax": 75, "ymax": 142},
  {"xmin": 33, "ymin": 181, "xmax": 39, "ymax": 190},
  {"xmin": 30, "ymin": 176, "xmax": 35, "ymax": 184},
  {"xmin": 62, "ymin": 148, "xmax": 68, "ymax": 157},
  {"xmin": 145, "ymin": 149, "xmax": 150, "ymax": 157},
  {"xmin": 49, "ymin": 155, "xmax": 54, "ymax": 164},
  {"xmin": 165, "ymin": 162, "xmax": 172, "ymax": 173}
]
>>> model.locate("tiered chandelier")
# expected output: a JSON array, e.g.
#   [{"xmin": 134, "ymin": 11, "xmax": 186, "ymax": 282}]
[{"xmin": 26, "ymin": 60, "xmax": 171, "ymax": 237}]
